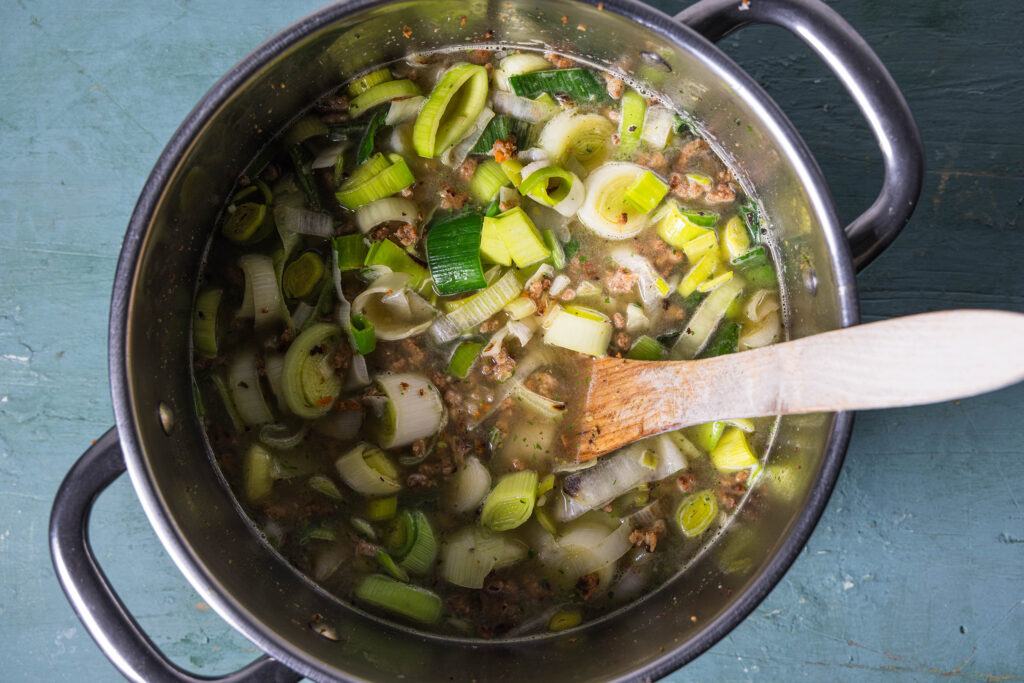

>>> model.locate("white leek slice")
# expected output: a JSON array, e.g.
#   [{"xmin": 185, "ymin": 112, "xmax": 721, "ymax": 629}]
[
  {"xmin": 227, "ymin": 349, "xmax": 273, "ymax": 426},
  {"xmin": 543, "ymin": 305, "xmax": 612, "ymax": 357},
  {"xmin": 335, "ymin": 442, "xmax": 402, "ymax": 496},
  {"xmin": 429, "ymin": 269, "xmax": 522, "ymax": 343},
  {"xmin": 441, "ymin": 526, "xmax": 508, "ymax": 588},
  {"xmin": 550, "ymin": 171, "xmax": 585, "ymax": 217},
  {"xmin": 311, "ymin": 142, "xmax": 347, "ymax": 170},
  {"xmin": 351, "ymin": 272, "xmax": 437, "ymax": 341},
  {"xmin": 740, "ymin": 312, "xmax": 781, "ymax": 350},
  {"xmin": 511, "ymin": 382, "xmax": 566, "ymax": 420},
  {"xmin": 276, "ymin": 206, "xmax": 333, "ymax": 237},
  {"xmin": 625, "ymin": 303, "xmax": 649, "ymax": 333},
  {"xmin": 529, "ymin": 517, "xmax": 633, "ymax": 585},
  {"xmin": 577, "ymin": 162, "xmax": 650, "ymax": 239},
  {"xmin": 370, "ymin": 372, "xmax": 445, "ymax": 449},
  {"xmin": 385, "ymin": 95, "xmax": 426, "ymax": 125},
  {"xmin": 538, "ymin": 111, "xmax": 614, "ymax": 170},
  {"xmin": 237, "ymin": 254, "xmax": 287, "ymax": 329},
  {"xmin": 745, "ymin": 289, "xmax": 781, "ymax": 322},
  {"xmin": 447, "ymin": 456, "xmax": 491, "ymax": 513},
  {"xmin": 609, "ymin": 248, "xmax": 670, "ymax": 312},
  {"xmin": 548, "ymin": 274, "xmax": 570, "ymax": 297},
  {"xmin": 640, "ymin": 106, "xmax": 675, "ymax": 150},
  {"xmin": 493, "ymin": 53, "xmax": 552, "ymax": 91},
  {"xmin": 355, "ymin": 197, "xmax": 419, "ymax": 234},
  {"xmin": 670, "ymin": 276, "xmax": 744, "ymax": 359},
  {"xmin": 491, "ymin": 90, "xmax": 558, "ymax": 123},
  {"xmin": 441, "ymin": 106, "xmax": 495, "ymax": 167}
]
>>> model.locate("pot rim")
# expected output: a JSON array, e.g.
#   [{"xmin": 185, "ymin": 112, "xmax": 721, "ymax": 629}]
[{"xmin": 109, "ymin": 0, "xmax": 858, "ymax": 679}]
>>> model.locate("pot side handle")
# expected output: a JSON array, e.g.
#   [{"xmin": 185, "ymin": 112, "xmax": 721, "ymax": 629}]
[
  {"xmin": 675, "ymin": 0, "xmax": 925, "ymax": 271},
  {"xmin": 49, "ymin": 427, "xmax": 303, "ymax": 683}
]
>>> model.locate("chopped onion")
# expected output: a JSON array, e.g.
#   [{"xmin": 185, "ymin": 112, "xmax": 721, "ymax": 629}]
[
  {"xmin": 371, "ymin": 373, "xmax": 445, "ymax": 449},
  {"xmin": 355, "ymin": 197, "xmax": 419, "ymax": 234},
  {"xmin": 491, "ymin": 90, "xmax": 558, "ymax": 123}
]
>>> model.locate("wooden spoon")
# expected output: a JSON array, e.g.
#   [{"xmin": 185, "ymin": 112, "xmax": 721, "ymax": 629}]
[{"xmin": 570, "ymin": 310, "xmax": 1024, "ymax": 462}]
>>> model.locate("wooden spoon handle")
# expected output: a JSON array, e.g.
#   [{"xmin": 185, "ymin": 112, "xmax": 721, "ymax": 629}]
[{"xmin": 578, "ymin": 310, "xmax": 1024, "ymax": 460}]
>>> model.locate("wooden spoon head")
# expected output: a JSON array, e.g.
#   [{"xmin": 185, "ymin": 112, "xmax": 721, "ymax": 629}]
[{"xmin": 566, "ymin": 357, "xmax": 693, "ymax": 463}]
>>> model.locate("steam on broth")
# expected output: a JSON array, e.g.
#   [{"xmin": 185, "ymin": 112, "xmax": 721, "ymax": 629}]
[{"xmin": 192, "ymin": 48, "xmax": 783, "ymax": 638}]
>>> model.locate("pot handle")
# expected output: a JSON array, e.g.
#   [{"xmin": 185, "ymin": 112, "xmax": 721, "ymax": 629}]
[
  {"xmin": 49, "ymin": 428, "xmax": 303, "ymax": 683},
  {"xmin": 675, "ymin": 0, "xmax": 924, "ymax": 271}
]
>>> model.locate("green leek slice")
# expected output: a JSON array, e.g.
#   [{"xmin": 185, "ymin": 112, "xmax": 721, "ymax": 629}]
[
  {"xmin": 447, "ymin": 341, "xmax": 483, "ymax": 378},
  {"xmin": 281, "ymin": 322, "xmax": 345, "ymax": 419},
  {"xmin": 362, "ymin": 238, "xmax": 430, "ymax": 292},
  {"xmin": 356, "ymin": 108, "xmax": 388, "ymax": 164},
  {"xmin": 617, "ymin": 89, "xmax": 646, "ymax": 158},
  {"xmin": 243, "ymin": 444, "xmax": 275, "ymax": 502},
  {"xmin": 193, "ymin": 289, "xmax": 222, "ymax": 359},
  {"xmin": 398, "ymin": 510, "xmax": 438, "ymax": 575},
  {"xmin": 577, "ymin": 162, "xmax": 650, "ymax": 239},
  {"xmin": 538, "ymin": 111, "xmax": 614, "ymax": 171},
  {"xmin": 335, "ymin": 153, "xmax": 415, "ymax": 210},
  {"xmin": 543, "ymin": 305, "xmax": 613, "ymax": 357},
  {"xmin": 282, "ymin": 251, "xmax": 324, "ymax": 299},
  {"xmin": 333, "ymin": 233, "xmax": 368, "ymax": 271},
  {"xmin": 508, "ymin": 68, "xmax": 606, "ymax": 101},
  {"xmin": 348, "ymin": 67, "xmax": 392, "ymax": 96},
  {"xmin": 425, "ymin": 213, "xmax": 486, "ymax": 295},
  {"xmin": 468, "ymin": 159, "xmax": 510, "ymax": 203},
  {"xmin": 626, "ymin": 335, "xmax": 665, "ymax": 361},
  {"xmin": 479, "ymin": 214, "xmax": 513, "ymax": 265},
  {"xmin": 283, "ymin": 115, "xmax": 329, "ymax": 149},
  {"xmin": 624, "ymin": 170, "xmax": 669, "ymax": 214},
  {"xmin": 349, "ymin": 79, "xmax": 421, "ymax": 118},
  {"xmin": 519, "ymin": 166, "xmax": 574, "ymax": 206},
  {"xmin": 350, "ymin": 314, "xmax": 377, "ymax": 355},
  {"xmin": 676, "ymin": 490, "xmax": 718, "ymax": 537},
  {"xmin": 481, "ymin": 470, "xmax": 538, "ymax": 531},
  {"xmin": 487, "ymin": 207, "xmax": 549, "ymax": 267},
  {"xmin": 710, "ymin": 427, "xmax": 759, "ymax": 472},
  {"xmin": 354, "ymin": 574, "xmax": 442, "ymax": 624},
  {"xmin": 413, "ymin": 63, "xmax": 489, "ymax": 157},
  {"xmin": 470, "ymin": 114, "xmax": 533, "ymax": 155},
  {"xmin": 335, "ymin": 442, "xmax": 402, "ymax": 497},
  {"xmin": 222, "ymin": 203, "xmax": 269, "ymax": 244}
]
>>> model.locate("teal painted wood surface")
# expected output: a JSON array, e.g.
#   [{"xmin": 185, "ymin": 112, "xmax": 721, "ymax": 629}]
[{"xmin": 1, "ymin": 0, "xmax": 1021, "ymax": 680}]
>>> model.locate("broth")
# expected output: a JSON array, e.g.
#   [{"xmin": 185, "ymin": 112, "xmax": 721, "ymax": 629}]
[{"xmin": 192, "ymin": 49, "xmax": 783, "ymax": 638}]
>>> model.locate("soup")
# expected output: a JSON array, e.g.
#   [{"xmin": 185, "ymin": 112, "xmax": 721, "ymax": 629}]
[{"xmin": 192, "ymin": 49, "xmax": 783, "ymax": 638}]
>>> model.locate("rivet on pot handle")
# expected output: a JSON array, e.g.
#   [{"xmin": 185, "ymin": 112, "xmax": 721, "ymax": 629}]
[
  {"xmin": 49, "ymin": 428, "xmax": 303, "ymax": 683},
  {"xmin": 676, "ymin": 0, "xmax": 925, "ymax": 271}
]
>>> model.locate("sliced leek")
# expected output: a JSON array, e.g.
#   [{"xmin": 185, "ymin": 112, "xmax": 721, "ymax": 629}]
[
  {"xmin": 481, "ymin": 470, "xmax": 538, "ymax": 531},
  {"xmin": 577, "ymin": 162, "xmax": 650, "ymax": 239},
  {"xmin": 335, "ymin": 442, "xmax": 402, "ymax": 496},
  {"xmin": 486, "ymin": 206, "xmax": 549, "ymax": 267},
  {"xmin": 193, "ymin": 288, "xmax": 221, "ymax": 359},
  {"xmin": 543, "ymin": 305, "xmax": 613, "ymax": 357},
  {"xmin": 354, "ymin": 574, "xmax": 441, "ymax": 624},
  {"xmin": 617, "ymin": 89, "xmax": 646, "ymax": 157},
  {"xmin": 676, "ymin": 490, "xmax": 718, "ymax": 537},
  {"xmin": 670, "ymin": 276, "xmax": 744, "ymax": 359},
  {"xmin": 710, "ymin": 427, "xmax": 759, "ymax": 472},
  {"xmin": 335, "ymin": 153, "xmax": 415, "ymax": 210},
  {"xmin": 538, "ymin": 111, "xmax": 614, "ymax": 171},
  {"xmin": 369, "ymin": 373, "xmax": 445, "ymax": 449},
  {"xmin": 228, "ymin": 349, "xmax": 273, "ymax": 426},
  {"xmin": 447, "ymin": 456, "xmax": 491, "ymax": 513},
  {"xmin": 413, "ymin": 63, "xmax": 489, "ymax": 157},
  {"xmin": 429, "ymin": 268, "xmax": 523, "ymax": 342},
  {"xmin": 469, "ymin": 159, "xmax": 511, "ymax": 204},
  {"xmin": 349, "ymin": 79, "xmax": 421, "ymax": 118},
  {"xmin": 281, "ymin": 323, "xmax": 345, "ymax": 419},
  {"xmin": 351, "ymin": 271, "xmax": 437, "ymax": 340},
  {"xmin": 355, "ymin": 197, "xmax": 419, "ymax": 234}
]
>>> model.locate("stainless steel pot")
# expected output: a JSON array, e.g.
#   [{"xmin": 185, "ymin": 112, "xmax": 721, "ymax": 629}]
[{"xmin": 50, "ymin": 0, "xmax": 923, "ymax": 680}]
